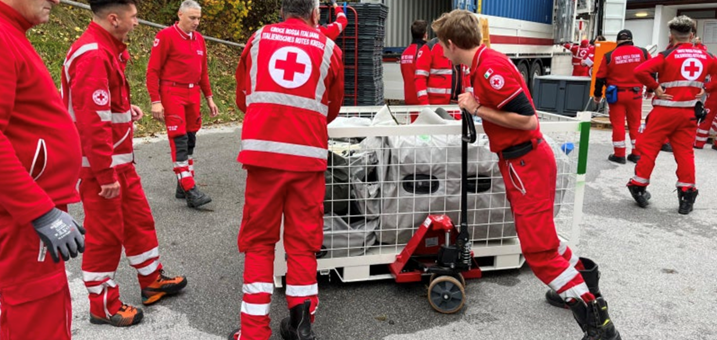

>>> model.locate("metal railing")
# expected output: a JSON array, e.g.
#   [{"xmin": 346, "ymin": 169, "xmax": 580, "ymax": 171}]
[{"xmin": 59, "ymin": 0, "xmax": 245, "ymax": 48}]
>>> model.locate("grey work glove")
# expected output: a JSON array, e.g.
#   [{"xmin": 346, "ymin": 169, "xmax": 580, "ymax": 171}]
[{"xmin": 31, "ymin": 208, "xmax": 86, "ymax": 263}]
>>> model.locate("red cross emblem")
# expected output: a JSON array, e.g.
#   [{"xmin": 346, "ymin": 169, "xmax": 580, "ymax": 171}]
[
  {"xmin": 275, "ymin": 52, "xmax": 306, "ymax": 81},
  {"xmin": 681, "ymin": 58, "xmax": 703, "ymax": 81},
  {"xmin": 489, "ymin": 74, "xmax": 505, "ymax": 90},
  {"xmin": 684, "ymin": 61, "xmax": 700, "ymax": 77},
  {"xmin": 269, "ymin": 47, "xmax": 312, "ymax": 89},
  {"xmin": 92, "ymin": 89, "xmax": 109, "ymax": 106}
]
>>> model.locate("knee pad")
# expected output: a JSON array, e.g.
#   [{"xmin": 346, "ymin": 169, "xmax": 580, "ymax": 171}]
[
  {"xmin": 187, "ymin": 132, "xmax": 197, "ymax": 155},
  {"xmin": 173, "ymin": 135, "xmax": 189, "ymax": 162}
]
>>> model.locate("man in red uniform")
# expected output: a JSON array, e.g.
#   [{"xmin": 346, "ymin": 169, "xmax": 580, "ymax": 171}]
[
  {"xmin": 593, "ymin": 29, "xmax": 651, "ymax": 164},
  {"xmin": 317, "ymin": 0, "xmax": 347, "ymax": 40},
  {"xmin": 583, "ymin": 35, "xmax": 606, "ymax": 75},
  {"xmin": 401, "ymin": 20, "xmax": 427, "ymax": 105},
  {"xmin": 694, "ymin": 89, "xmax": 717, "ymax": 149},
  {"xmin": 63, "ymin": 0, "xmax": 187, "ymax": 327},
  {"xmin": 628, "ymin": 15, "xmax": 717, "ymax": 215},
  {"xmin": 694, "ymin": 36, "xmax": 708, "ymax": 51},
  {"xmin": 564, "ymin": 39, "xmax": 591, "ymax": 76},
  {"xmin": 147, "ymin": 0, "xmax": 217, "ymax": 208},
  {"xmin": 415, "ymin": 38, "xmax": 455, "ymax": 105},
  {"xmin": 433, "ymin": 10, "xmax": 621, "ymax": 340},
  {"xmin": 0, "ymin": 0, "xmax": 86, "ymax": 338},
  {"xmin": 229, "ymin": 0, "xmax": 344, "ymax": 339}
]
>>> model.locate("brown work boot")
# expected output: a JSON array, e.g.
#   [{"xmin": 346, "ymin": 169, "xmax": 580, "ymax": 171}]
[
  {"xmin": 141, "ymin": 269, "xmax": 188, "ymax": 305},
  {"xmin": 89, "ymin": 303, "xmax": 144, "ymax": 327}
]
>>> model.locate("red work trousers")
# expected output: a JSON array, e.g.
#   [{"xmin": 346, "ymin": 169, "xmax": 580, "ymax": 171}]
[
  {"xmin": 162, "ymin": 85, "xmax": 202, "ymax": 191},
  {"xmin": 237, "ymin": 166, "xmax": 324, "ymax": 340},
  {"xmin": 572, "ymin": 65, "xmax": 589, "ymax": 77},
  {"xmin": 79, "ymin": 167, "xmax": 162, "ymax": 318},
  {"xmin": 694, "ymin": 96, "xmax": 717, "ymax": 148},
  {"xmin": 498, "ymin": 141, "xmax": 591, "ymax": 302},
  {"xmin": 609, "ymin": 90, "xmax": 643, "ymax": 157},
  {"xmin": 633, "ymin": 107, "xmax": 697, "ymax": 188},
  {"xmin": 0, "ymin": 206, "xmax": 71, "ymax": 340}
]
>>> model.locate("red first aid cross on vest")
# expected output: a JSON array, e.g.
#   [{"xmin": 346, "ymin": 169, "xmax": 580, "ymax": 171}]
[
  {"xmin": 681, "ymin": 58, "xmax": 703, "ymax": 81},
  {"xmin": 276, "ymin": 52, "xmax": 306, "ymax": 81},
  {"xmin": 269, "ymin": 46, "xmax": 312, "ymax": 89}
]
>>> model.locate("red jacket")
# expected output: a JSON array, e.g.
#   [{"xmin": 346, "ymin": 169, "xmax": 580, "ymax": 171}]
[
  {"xmin": 594, "ymin": 42, "xmax": 651, "ymax": 97},
  {"xmin": 319, "ymin": 6, "xmax": 348, "ymax": 41},
  {"xmin": 468, "ymin": 45, "xmax": 542, "ymax": 152},
  {"xmin": 564, "ymin": 41, "xmax": 591, "ymax": 76},
  {"xmin": 146, "ymin": 23, "xmax": 212, "ymax": 103},
  {"xmin": 62, "ymin": 22, "xmax": 135, "ymax": 185},
  {"xmin": 0, "ymin": 3, "xmax": 82, "ymax": 225},
  {"xmin": 415, "ymin": 38, "xmax": 453, "ymax": 105},
  {"xmin": 636, "ymin": 43, "xmax": 717, "ymax": 108},
  {"xmin": 236, "ymin": 18, "xmax": 344, "ymax": 172},
  {"xmin": 694, "ymin": 43, "xmax": 707, "ymax": 52},
  {"xmin": 401, "ymin": 40, "xmax": 425, "ymax": 105}
]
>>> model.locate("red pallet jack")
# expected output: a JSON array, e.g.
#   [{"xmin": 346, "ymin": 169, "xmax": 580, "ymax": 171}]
[{"xmin": 388, "ymin": 109, "xmax": 483, "ymax": 314}]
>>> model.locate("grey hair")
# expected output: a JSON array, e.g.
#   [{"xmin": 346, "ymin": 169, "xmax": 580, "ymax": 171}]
[
  {"xmin": 668, "ymin": 15, "xmax": 695, "ymax": 41},
  {"xmin": 180, "ymin": 0, "xmax": 201, "ymax": 12},
  {"xmin": 281, "ymin": 0, "xmax": 320, "ymax": 20}
]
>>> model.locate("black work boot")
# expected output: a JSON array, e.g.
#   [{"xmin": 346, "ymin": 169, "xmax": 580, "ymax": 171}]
[
  {"xmin": 607, "ymin": 154, "xmax": 626, "ymax": 164},
  {"xmin": 626, "ymin": 154, "xmax": 640, "ymax": 163},
  {"xmin": 176, "ymin": 182, "xmax": 185, "ymax": 199},
  {"xmin": 185, "ymin": 186, "xmax": 212, "ymax": 208},
  {"xmin": 227, "ymin": 328, "xmax": 240, "ymax": 340},
  {"xmin": 545, "ymin": 258, "xmax": 601, "ymax": 308},
  {"xmin": 280, "ymin": 300, "xmax": 316, "ymax": 340},
  {"xmin": 568, "ymin": 297, "xmax": 621, "ymax": 340},
  {"xmin": 677, "ymin": 188, "xmax": 698, "ymax": 215},
  {"xmin": 661, "ymin": 143, "xmax": 673, "ymax": 152},
  {"xmin": 627, "ymin": 183, "xmax": 651, "ymax": 208}
]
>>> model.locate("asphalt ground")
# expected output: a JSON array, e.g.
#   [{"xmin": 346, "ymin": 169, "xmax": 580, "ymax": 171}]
[{"xmin": 65, "ymin": 126, "xmax": 717, "ymax": 340}]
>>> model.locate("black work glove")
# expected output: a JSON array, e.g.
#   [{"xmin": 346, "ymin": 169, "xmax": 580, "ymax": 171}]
[
  {"xmin": 31, "ymin": 208, "xmax": 86, "ymax": 263},
  {"xmin": 695, "ymin": 101, "xmax": 707, "ymax": 124}
]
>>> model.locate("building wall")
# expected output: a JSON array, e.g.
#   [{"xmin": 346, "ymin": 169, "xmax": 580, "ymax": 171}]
[
  {"xmin": 695, "ymin": 19, "xmax": 717, "ymax": 54},
  {"xmin": 383, "ymin": 0, "xmax": 452, "ymax": 48},
  {"xmin": 624, "ymin": 19, "xmax": 655, "ymax": 48},
  {"xmin": 653, "ymin": 5, "xmax": 678, "ymax": 51}
]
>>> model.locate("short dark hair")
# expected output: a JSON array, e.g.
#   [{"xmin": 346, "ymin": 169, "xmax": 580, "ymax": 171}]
[
  {"xmin": 89, "ymin": 0, "xmax": 138, "ymax": 16},
  {"xmin": 411, "ymin": 20, "xmax": 427, "ymax": 40},
  {"xmin": 282, "ymin": 0, "xmax": 319, "ymax": 21}
]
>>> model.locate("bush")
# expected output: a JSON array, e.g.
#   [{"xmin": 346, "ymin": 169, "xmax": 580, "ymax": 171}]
[
  {"xmin": 138, "ymin": 0, "xmax": 281, "ymax": 43},
  {"xmin": 29, "ymin": 4, "xmax": 244, "ymax": 137}
]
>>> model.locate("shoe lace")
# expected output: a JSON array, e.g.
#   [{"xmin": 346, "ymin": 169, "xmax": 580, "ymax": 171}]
[
  {"xmin": 118, "ymin": 304, "xmax": 134, "ymax": 313},
  {"xmin": 157, "ymin": 269, "xmax": 174, "ymax": 282}
]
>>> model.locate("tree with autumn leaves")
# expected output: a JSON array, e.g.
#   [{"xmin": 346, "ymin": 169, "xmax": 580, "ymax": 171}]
[{"xmin": 139, "ymin": 0, "xmax": 281, "ymax": 42}]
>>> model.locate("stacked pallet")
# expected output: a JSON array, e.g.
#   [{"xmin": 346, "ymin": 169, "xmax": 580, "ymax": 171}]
[{"xmin": 322, "ymin": 3, "xmax": 389, "ymax": 106}]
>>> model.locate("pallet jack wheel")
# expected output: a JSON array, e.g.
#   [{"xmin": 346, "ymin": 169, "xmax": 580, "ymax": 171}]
[
  {"xmin": 429, "ymin": 272, "xmax": 465, "ymax": 287},
  {"xmin": 427, "ymin": 275, "xmax": 466, "ymax": 314}
]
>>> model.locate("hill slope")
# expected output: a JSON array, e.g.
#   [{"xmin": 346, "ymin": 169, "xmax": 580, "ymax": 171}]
[{"xmin": 29, "ymin": 4, "xmax": 244, "ymax": 137}]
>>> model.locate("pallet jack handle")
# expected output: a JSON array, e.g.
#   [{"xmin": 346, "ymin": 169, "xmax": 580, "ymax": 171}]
[
  {"xmin": 461, "ymin": 109, "xmax": 477, "ymax": 143},
  {"xmin": 458, "ymin": 109, "xmax": 475, "ymax": 268}
]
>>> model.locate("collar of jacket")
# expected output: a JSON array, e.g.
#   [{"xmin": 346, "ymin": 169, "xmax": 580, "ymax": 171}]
[
  {"xmin": 87, "ymin": 21, "xmax": 128, "ymax": 57},
  {"xmin": 617, "ymin": 41, "xmax": 635, "ymax": 47},
  {"xmin": 0, "ymin": 1, "xmax": 34, "ymax": 33},
  {"xmin": 173, "ymin": 22, "xmax": 196, "ymax": 40},
  {"xmin": 412, "ymin": 38, "xmax": 426, "ymax": 45},
  {"xmin": 284, "ymin": 17, "xmax": 314, "ymax": 29}
]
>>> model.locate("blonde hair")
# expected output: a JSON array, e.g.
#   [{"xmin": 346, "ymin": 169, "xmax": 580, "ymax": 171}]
[
  {"xmin": 431, "ymin": 10, "xmax": 482, "ymax": 50},
  {"xmin": 668, "ymin": 15, "xmax": 695, "ymax": 42}
]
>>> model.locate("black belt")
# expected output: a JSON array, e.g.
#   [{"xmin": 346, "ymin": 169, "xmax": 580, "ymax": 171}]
[
  {"xmin": 500, "ymin": 138, "xmax": 543, "ymax": 159},
  {"xmin": 615, "ymin": 86, "xmax": 641, "ymax": 93}
]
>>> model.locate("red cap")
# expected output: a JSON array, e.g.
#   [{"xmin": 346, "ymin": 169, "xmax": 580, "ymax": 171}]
[{"xmin": 580, "ymin": 39, "xmax": 589, "ymax": 47}]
